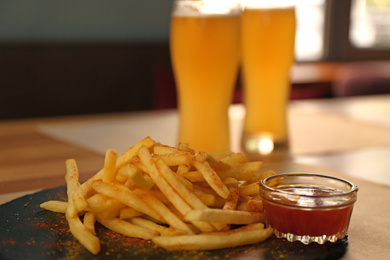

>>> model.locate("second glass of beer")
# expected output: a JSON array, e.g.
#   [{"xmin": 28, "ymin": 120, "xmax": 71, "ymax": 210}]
[
  {"xmin": 240, "ymin": 0, "xmax": 296, "ymax": 159},
  {"xmin": 170, "ymin": 0, "xmax": 241, "ymax": 153}
]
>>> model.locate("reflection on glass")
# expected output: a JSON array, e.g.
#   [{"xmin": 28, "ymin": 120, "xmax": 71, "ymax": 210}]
[{"xmin": 244, "ymin": 135, "xmax": 275, "ymax": 155}]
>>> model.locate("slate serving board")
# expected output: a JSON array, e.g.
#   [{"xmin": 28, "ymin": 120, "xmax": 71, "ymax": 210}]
[{"xmin": 0, "ymin": 186, "xmax": 348, "ymax": 260}]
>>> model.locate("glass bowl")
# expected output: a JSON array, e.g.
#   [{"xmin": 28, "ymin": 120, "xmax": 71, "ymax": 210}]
[{"xmin": 259, "ymin": 173, "xmax": 358, "ymax": 244}]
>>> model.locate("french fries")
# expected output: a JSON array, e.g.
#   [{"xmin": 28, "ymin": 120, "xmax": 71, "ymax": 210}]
[{"xmin": 40, "ymin": 137, "xmax": 275, "ymax": 254}]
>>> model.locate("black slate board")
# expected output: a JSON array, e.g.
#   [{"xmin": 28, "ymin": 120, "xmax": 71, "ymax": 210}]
[{"xmin": 0, "ymin": 186, "xmax": 348, "ymax": 260}]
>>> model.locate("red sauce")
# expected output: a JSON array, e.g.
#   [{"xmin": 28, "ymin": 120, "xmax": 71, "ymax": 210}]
[{"xmin": 263, "ymin": 199, "xmax": 354, "ymax": 237}]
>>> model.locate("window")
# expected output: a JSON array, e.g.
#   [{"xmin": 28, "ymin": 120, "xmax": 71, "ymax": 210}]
[
  {"xmin": 350, "ymin": 0, "xmax": 390, "ymax": 49},
  {"xmin": 295, "ymin": 0, "xmax": 326, "ymax": 61},
  {"xmin": 324, "ymin": 0, "xmax": 390, "ymax": 61}
]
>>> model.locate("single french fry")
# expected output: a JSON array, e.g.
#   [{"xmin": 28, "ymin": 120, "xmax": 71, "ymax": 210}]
[
  {"xmin": 40, "ymin": 200, "xmax": 68, "ymax": 213},
  {"xmin": 115, "ymin": 171, "xmax": 127, "ymax": 183},
  {"xmin": 246, "ymin": 198, "xmax": 264, "ymax": 212},
  {"xmin": 153, "ymin": 144, "xmax": 181, "ymax": 155},
  {"xmin": 209, "ymin": 151, "xmax": 233, "ymax": 160},
  {"xmin": 157, "ymin": 151, "xmax": 193, "ymax": 166},
  {"xmin": 247, "ymin": 170, "xmax": 277, "ymax": 184},
  {"xmin": 83, "ymin": 212, "xmax": 97, "ymax": 235},
  {"xmin": 65, "ymin": 159, "xmax": 81, "ymax": 218},
  {"xmin": 183, "ymin": 171, "xmax": 204, "ymax": 182},
  {"xmin": 102, "ymin": 149, "xmax": 118, "ymax": 183},
  {"xmin": 193, "ymin": 190, "xmax": 216, "ymax": 207},
  {"xmin": 92, "ymin": 180, "xmax": 164, "ymax": 223},
  {"xmin": 116, "ymin": 136, "xmax": 156, "ymax": 168},
  {"xmin": 177, "ymin": 143, "xmax": 195, "ymax": 154},
  {"xmin": 184, "ymin": 208, "xmax": 265, "ymax": 225},
  {"xmin": 192, "ymin": 153, "xmax": 229, "ymax": 199},
  {"xmin": 239, "ymin": 182, "xmax": 260, "ymax": 196},
  {"xmin": 237, "ymin": 200, "xmax": 249, "ymax": 211},
  {"xmin": 219, "ymin": 152, "xmax": 247, "ymax": 165},
  {"xmin": 65, "ymin": 159, "xmax": 100, "ymax": 255},
  {"xmin": 223, "ymin": 177, "xmax": 239, "ymax": 189},
  {"xmin": 236, "ymin": 161, "xmax": 263, "ymax": 172},
  {"xmin": 119, "ymin": 207, "xmax": 144, "ymax": 219},
  {"xmin": 152, "ymin": 224, "xmax": 273, "ymax": 251},
  {"xmin": 176, "ymin": 164, "xmax": 190, "ymax": 176},
  {"xmin": 96, "ymin": 215, "xmax": 158, "ymax": 240},
  {"xmin": 223, "ymin": 188, "xmax": 240, "ymax": 210}
]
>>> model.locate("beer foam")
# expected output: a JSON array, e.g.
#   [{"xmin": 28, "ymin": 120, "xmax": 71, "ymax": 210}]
[
  {"xmin": 242, "ymin": 0, "xmax": 295, "ymax": 9},
  {"xmin": 172, "ymin": 0, "xmax": 241, "ymax": 17}
]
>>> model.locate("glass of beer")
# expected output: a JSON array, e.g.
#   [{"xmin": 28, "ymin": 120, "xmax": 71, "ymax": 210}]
[
  {"xmin": 170, "ymin": 0, "xmax": 241, "ymax": 153},
  {"xmin": 240, "ymin": 0, "xmax": 296, "ymax": 160}
]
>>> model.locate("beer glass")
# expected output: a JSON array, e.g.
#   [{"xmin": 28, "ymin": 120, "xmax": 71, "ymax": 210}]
[
  {"xmin": 170, "ymin": 0, "xmax": 241, "ymax": 153},
  {"xmin": 240, "ymin": 0, "xmax": 296, "ymax": 159}
]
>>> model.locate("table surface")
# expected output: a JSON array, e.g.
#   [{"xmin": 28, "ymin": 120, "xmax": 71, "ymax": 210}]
[{"xmin": 1, "ymin": 94, "xmax": 390, "ymax": 260}]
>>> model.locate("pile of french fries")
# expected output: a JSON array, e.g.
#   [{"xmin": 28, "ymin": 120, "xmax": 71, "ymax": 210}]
[{"xmin": 40, "ymin": 137, "xmax": 274, "ymax": 254}]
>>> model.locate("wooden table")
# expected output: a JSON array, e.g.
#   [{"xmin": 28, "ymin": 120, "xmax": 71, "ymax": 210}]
[{"xmin": 1, "ymin": 94, "xmax": 390, "ymax": 259}]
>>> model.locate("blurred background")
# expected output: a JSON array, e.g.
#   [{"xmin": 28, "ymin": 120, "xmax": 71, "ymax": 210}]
[{"xmin": 1, "ymin": 0, "xmax": 389, "ymax": 120}]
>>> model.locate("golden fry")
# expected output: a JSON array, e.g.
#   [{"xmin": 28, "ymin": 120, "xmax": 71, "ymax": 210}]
[
  {"xmin": 119, "ymin": 207, "xmax": 144, "ymax": 219},
  {"xmin": 40, "ymin": 200, "xmax": 68, "ymax": 213},
  {"xmin": 83, "ymin": 212, "xmax": 97, "ymax": 235},
  {"xmin": 184, "ymin": 208, "xmax": 265, "ymax": 225},
  {"xmin": 102, "ymin": 149, "xmax": 118, "ymax": 183},
  {"xmin": 192, "ymin": 153, "xmax": 229, "ymax": 199},
  {"xmin": 65, "ymin": 159, "xmax": 100, "ymax": 255},
  {"xmin": 152, "ymin": 224, "xmax": 273, "ymax": 251},
  {"xmin": 239, "ymin": 182, "xmax": 260, "ymax": 196},
  {"xmin": 96, "ymin": 215, "xmax": 158, "ymax": 240}
]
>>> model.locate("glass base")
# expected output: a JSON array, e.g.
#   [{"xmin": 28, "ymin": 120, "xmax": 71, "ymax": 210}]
[
  {"xmin": 241, "ymin": 133, "xmax": 290, "ymax": 161},
  {"xmin": 274, "ymin": 229, "xmax": 348, "ymax": 245}
]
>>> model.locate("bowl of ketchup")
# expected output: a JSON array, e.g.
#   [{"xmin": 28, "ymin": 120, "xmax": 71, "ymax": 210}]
[{"xmin": 259, "ymin": 173, "xmax": 358, "ymax": 245}]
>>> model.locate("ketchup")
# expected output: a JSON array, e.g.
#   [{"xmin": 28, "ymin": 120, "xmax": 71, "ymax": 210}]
[
  {"xmin": 263, "ymin": 199, "xmax": 354, "ymax": 237},
  {"xmin": 259, "ymin": 173, "xmax": 358, "ymax": 244}
]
